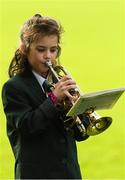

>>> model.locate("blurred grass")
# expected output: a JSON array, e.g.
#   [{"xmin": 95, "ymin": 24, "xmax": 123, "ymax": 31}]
[{"xmin": 0, "ymin": 0, "xmax": 125, "ymax": 179}]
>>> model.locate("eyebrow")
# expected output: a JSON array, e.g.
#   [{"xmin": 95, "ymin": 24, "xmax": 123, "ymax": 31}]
[{"xmin": 36, "ymin": 45, "xmax": 58, "ymax": 48}]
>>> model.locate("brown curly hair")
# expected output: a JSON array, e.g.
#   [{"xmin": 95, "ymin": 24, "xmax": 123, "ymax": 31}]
[{"xmin": 8, "ymin": 14, "xmax": 63, "ymax": 77}]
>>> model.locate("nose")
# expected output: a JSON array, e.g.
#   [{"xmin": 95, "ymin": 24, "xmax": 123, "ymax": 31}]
[{"xmin": 44, "ymin": 49, "xmax": 52, "ymax": 60}]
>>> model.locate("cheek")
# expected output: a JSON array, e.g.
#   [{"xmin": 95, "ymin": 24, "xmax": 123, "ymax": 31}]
[
  {"xmin": 51, "ymin": 52, "xmax": 58, "ymax": 61},
  {"xmin": 27, "ymin": 52, "xmax": 41, "ymax": 64},
  {"xmin": 51, "ymin": 59, "xmax": 57, "ymax": 67}
]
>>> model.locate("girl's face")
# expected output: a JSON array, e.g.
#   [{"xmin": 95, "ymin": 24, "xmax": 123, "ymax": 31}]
[{"xmin": 27, "ymin": 35, "xmax": 58, "ymax": 77}]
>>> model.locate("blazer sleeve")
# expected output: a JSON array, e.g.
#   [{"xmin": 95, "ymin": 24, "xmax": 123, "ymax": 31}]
[
  {"xmin": 73, "ymin": 115, "xmax": 90, "ymax": 141},
  {"xmin": 2, "ymin": 82, "xmax": 62, "ymax": 136}
]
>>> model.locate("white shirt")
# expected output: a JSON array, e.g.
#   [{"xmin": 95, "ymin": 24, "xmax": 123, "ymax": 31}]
[{"xmin": 32, "ymin": 70, "xmax": 46, "ymax": 92}]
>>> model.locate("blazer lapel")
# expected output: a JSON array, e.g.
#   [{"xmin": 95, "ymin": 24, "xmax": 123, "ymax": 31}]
[{"xmin": 22, "ymin": 71, "xmax": 46, "ymax": 103}]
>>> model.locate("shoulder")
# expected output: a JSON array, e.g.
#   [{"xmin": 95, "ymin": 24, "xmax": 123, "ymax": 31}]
[
  {"xmin": 3, "ymin": 74, "xmax": 24, "ymax": 89},
  {"xmin": 2, "ymin": 75, "xmax": 23, "ymax": 100},
  {"xmin": 2, "ymin": 71, "xmax": 34, "ymax": 92}
]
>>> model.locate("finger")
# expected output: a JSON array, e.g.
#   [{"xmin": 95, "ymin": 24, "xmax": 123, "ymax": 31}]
[
  {"xmin": 63, "ymin": 79, "xmax": 76, "ymax": 86},
  {"xmin": 60, "ymin": 75, "xmax": 72, "ymax": 82},
  {"xmin": 54, "ymin": 80, "xmax": 76, "ymax": 92},
  {"xmin": 66, "ymin": 84, "xmax": 77, "ymax": 91},
  {"xmin": 64, "ymin": 91, "xmax": 77, "ymax": 102}
]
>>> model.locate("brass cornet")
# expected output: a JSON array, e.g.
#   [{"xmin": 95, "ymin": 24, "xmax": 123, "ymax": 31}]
[{"xmin": 45, "ymin": 60, "xmax": 112, "ymax": 136}]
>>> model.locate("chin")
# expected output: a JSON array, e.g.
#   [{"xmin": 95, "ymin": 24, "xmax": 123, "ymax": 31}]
[{"xmin": 40, "ymin": 70, "xmax": 49, "ymax": 78}]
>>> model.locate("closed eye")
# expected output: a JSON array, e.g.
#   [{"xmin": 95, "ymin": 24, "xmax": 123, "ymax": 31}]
[
  {"xmin": 36, "ymin": 47, "xmax": 58, "ymax": 53},
  {"xmin": 50, "ymin": 48, "xmax": 58, "ymax": 53},
  {"xmin": 36, "ymin": 48, "xmax": 46, "ymax": 52}
]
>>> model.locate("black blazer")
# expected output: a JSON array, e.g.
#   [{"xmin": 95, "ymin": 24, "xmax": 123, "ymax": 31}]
[{"xmin": 2, "ymin": 71, "xmax": 89, "ymax": 179}]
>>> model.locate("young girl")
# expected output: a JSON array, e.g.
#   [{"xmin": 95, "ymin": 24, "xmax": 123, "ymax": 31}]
[{"xmin": 2, "ymin": 14, "xmax": 89, "ymax": 179}]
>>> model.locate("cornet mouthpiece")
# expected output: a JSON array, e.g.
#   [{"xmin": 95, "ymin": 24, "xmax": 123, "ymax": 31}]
[{"xmin": 45, "ymin": 60, "xmax": 52, "ymax": 67}]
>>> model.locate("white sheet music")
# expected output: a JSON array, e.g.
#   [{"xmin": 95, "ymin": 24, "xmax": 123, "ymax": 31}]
[{"xmin": 66, "ymin": 87, "xmax": 125, "ymax": 116}]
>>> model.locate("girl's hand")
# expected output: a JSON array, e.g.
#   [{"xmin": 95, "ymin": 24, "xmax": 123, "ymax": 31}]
[{"xmin": 52, "ymin": 75, "xmax": 77, "ymax": 102}]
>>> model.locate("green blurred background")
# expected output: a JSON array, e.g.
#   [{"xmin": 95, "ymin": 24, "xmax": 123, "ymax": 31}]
[{"xmin": 0, "ymin": 0, "xmax": 125, "ymax": 179}]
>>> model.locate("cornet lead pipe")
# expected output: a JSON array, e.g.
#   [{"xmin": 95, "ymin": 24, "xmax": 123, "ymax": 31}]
[{"xmin": 45, "ymin": 60, "xmax": 60, "ymax": 82}]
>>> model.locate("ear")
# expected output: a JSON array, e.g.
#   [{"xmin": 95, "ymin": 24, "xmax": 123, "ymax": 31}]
[{"xmin": 19, "ymin": 40, "xmax": 27, "ymax": 54}]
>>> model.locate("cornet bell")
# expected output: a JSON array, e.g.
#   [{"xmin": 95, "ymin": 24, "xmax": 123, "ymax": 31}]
[{"xmin": 85, "ymin": 110, "xmax": 112, "ymax": 136}]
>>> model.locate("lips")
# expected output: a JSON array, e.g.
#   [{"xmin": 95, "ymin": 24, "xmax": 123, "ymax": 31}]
[{"xmin": 41, "ymin": 60, "xmax": 57, "ymax": 68}]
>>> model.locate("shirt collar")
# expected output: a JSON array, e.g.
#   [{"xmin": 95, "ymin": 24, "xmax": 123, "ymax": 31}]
[{"xmin": 32, "ymin": 70, "xmax": 46, "ymax": 90}]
